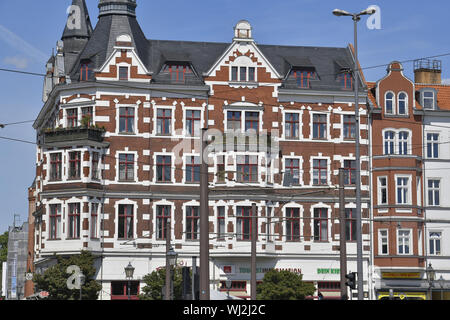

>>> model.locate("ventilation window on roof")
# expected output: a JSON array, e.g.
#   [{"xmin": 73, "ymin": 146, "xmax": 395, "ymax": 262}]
[
  {"xmin": 163, "ymin": 63, "xmax": 192, "ymax": 83},
  {"xmin": 289, "ymin": 69, "xmax": 316, "ymax": 88},
  {"xmin": 338, "ymin": 72, "xmax": 353, "ymax": 90},
  {"xmin": 80, "ymin": 62, "xmax": 92, "ymax": 82}
]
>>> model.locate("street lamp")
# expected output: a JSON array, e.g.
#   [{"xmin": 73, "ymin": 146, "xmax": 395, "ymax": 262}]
[
  {"xmin": 124, "ymin": 262, "xmax": 135, "ymax": 300},
  {"xmin": 332, "ymin": 6, "xmax": 376, "ymax": 301},
  {"xmin": 79, "ymin": 272, "xmax": 85, "ymax": 301},
  {"xmin": 225, "ymin": 278, "xmax": 232, "ymax": 300},
  {"xmin": 439, "ymin": 275, "xmax": 445, "ymax": 300},
  {"xmin": 426, "ymin": 263, "xmax": 435, "ymax": 300},
  {"xmin": 167, "ymin": 247, "xmax": 178, "ymax": 300}
]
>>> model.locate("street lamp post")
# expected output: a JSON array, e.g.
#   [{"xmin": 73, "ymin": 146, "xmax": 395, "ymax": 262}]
[
  {"xmin": 125, "ymin": 262, "xmax": 135, "ymax": 300},
  {"xmin": 225, "ymin": 278, "xmax": 232, "ymax": 300},
  {"xmin": 439, "ymin": 275, "xmax": 444, "ymax": 300},
  {"xmin": 167, "ymin": 247, "xmax": 178, "ymax": 300},
  {"xmin": 426, "ymin": 263, "xmax": 435, "ymax": 300},
  {"xmin": 333, "ymin": 6, "xmax": 376, "ymax": 301}
]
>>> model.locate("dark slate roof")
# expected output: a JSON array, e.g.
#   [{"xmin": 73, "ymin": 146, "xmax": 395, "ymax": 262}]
[{"xmin": 62, "ymin": 0, "xmax": 93, "ymax": 40}]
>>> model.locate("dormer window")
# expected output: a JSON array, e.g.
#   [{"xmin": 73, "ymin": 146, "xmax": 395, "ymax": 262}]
[
  {"xmin": 231, "ymin": 66, "xmax": 256, "ymax": 82},
  {"xmin": 119, "ymin": 66, "xmax": 129, "ymax": 81},
  {"xmin": 423, "ymin": 91, "xmax": 435, "ymax": 109},
  {"xmin": 80, "ymin": 62, "xmax": 92, "ymax": 81},
  {"xmin": 289, "ymin": 69, "xmax": 316, "ymax": 88},
  {"xmin": 162, "ymin": 63, "xmax": 192, "ymax": 83},
  {"xmin": 339, "ymin": 72, "xmax": 353, "ymax": 90}
]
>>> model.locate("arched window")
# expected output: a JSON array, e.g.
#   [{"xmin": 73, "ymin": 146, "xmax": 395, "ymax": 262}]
[
  {"xmin": 385, "ymin": 92, "xmax": 395, "ymax": 114},
  {"xmin": 398, "ymin": 92, "xmax": 408, "ymax": 115}
]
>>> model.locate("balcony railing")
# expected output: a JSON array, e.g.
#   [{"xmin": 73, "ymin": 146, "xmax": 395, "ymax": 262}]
[{"xmin": 43, "ymin": 127, "xmax": 105, "ymax": 145}]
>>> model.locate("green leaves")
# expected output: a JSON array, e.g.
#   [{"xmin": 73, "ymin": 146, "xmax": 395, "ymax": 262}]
[
  {"xmin": 32, "ymin": 251, "xmax": 101, "ymax": 300},
  {"xmin": 256, "ymin": 270, "xmax": 315, "ymax": 300},
  {"xmin": 139, "ymin": 267, "xmax": 184, "ymax": 300}
]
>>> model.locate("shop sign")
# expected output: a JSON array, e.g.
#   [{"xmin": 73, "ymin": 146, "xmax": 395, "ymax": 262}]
[
  {"xmin": 237, "ymin": 267, "xmax": 302, "ymax": 274},
  {"xmin": 317, "ymin": 268, "xmax": 340, "ymax": 274},
  {"xmin": 381, "ymin": 272, "xmax": 421, "ymax": 279}
]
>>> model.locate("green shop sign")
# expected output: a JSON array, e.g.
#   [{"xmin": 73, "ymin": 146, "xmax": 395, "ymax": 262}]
[{"xmin": 317, "ymin": 268, "xmax": 340, "ymax": 274}]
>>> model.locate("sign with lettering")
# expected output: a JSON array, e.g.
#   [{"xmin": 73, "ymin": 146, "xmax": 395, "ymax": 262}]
[
  {"xmin": 317, "ymin": 268, "xmax": 340, "ymax": 274},
  {"xmin": 381, "ymin": 272, "xmax": 421, "ymax": 279}
]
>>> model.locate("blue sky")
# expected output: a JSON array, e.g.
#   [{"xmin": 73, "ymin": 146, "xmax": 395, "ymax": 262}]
[{"xmin": 0, "ymin": 0, "xmax": 449, "ymax": 233}]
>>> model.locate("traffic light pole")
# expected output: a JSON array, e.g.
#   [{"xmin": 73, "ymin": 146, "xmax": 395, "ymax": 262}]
[
  {"xmin": 339, "ymin": 169, "xmax": 348, "ymax": 300},
  {"xmin": 200, "ymin": 128, "xmax": 210, "ymax": 300},
  {"xmin": 251, "ymin": 203, "xmax": 257, "ymax": 300}
]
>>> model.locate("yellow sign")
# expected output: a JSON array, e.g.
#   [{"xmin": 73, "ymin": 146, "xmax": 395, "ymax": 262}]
[
  {"xmin": 378, "ymin": 292, "xmax": 426, "ymax": 300},
  {"xmin": 381, "ymin": 272, "xmax": 421, "ymax": 279}
]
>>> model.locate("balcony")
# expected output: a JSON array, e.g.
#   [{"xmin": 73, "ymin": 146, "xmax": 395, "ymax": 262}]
[{"xmin": 43, "ymin": 127, "xmax": 108, "ymax": 148}]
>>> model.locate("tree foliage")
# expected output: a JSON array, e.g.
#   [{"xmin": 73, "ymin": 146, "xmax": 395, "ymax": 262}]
[
  {"xmin": 32, "ymin": 251, "xmax": 101, "ymax": 300},
  {"xmin": 139, "ymin": 267, "xmax": 184, "ymax": 300},
  {"xmin": 256, "ymin": 270, "xmax": 315, "ymax": 300},
  {"xmin": 0, "ymin": 231, "xmax": 8, "ymax": 265}
]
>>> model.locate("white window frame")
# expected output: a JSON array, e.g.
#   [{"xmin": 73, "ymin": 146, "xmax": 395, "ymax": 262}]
[
  {"xmin": 153, "ymin": 200, "xmax": 175, "ymax": 242},
  {"xmin": 310, "ymin": 112, "xmax": 329, "ymax": 140},
  {"xmin": 183, "ymin": 153, "xmax": 201, "ymax": 184},
  {"xmin": 229, "ymin": 56, "xmax": 258, "ymax": 82},
  {"xmin": 397, "ymin": 92, "xmax": 408, "ymax": 115},
  {"xmin": 397, "ymin": 229, "xmax": 412, "ymax": 255},
  {"xmin": 116, "ymin": 104, "xmax": 138, "ymax": 135},
  {"xmin": 426, "ymin": 132, "xmax": 439, "ymax": 159},
  {"xmin": 378, "ymin": 229, "xmax": 389, "ymax": 255},
  {"xmin": 115, "ymin": 150, "xmax": 138, "ymax": 183},
  {"xmin": 427, "ymin": 179, "xmax": 440, "ymax": 207},
  {"xmin": 428, "ymin": 231, "xmax": 442, "ymax": 256},
  {"xmin": 153, "ymin": 152, "xmax": 175, "ymax": 184},
  {"xmin": 423, "ymin": 91, "xmax": 435, "ymax": 109},
  {"xmin": 378, "ymin": 176, "xmax": 388, "ymax": 205},
  {"xmin": 183, "ymin": 200, "xmax": 200, "ymax": 241},
  {"xmin": 114, "ymin": 199, "xmax": 137, "ymax": 240},
  {"xmin": 385, "ymin": 91, "xmax": 395, "ymax": 115},
  {"xmin": 282, "ymin": 110, "xmax": 303, "ymax": 140},
  {"xmin": 183, "ymin": 106, "xmax": 203, "ymax": 137},
  {"xmin": 395, "ymin": 175, "xmax": 412, "ymax": 205},
  {"xmin": 284, "ymin": 203, "xmax": 304, "ymax": 242},
  {"xmin": 153, "ymin": 105, "xmax": 175, "ymax": 137},
  {"xmin": 310, "ymin": 156, "xmax": 330, "ymax": 186},
  {"xmin": 398, "ymin": 130, "xmax": 410, "ymax": 155},
  {"xmin": 282, "ymin": 156, "xmax": 303, "ymax": 187}
]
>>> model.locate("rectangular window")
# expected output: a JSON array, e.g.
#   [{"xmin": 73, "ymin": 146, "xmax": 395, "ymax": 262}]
[
  {"xmin": 119, "ymin": 107, "xmax": 135, "ymax": 133},
  {"xmin": 428, "ymin": 179, "xmax": 440, "ymax": 206},
  {"xmin": 343, "ymin": 160, "xmax": 356, "ymax": 185},
  {"xmin": 231, "ymin": 66, "xmax": 238, "ymax": 81},
  {"xmin": 156, "ymin": 155, "xmax": 172, "ymax": 182},
  {"xmin": 285, "ymin": 113, "xmax": 300, "ymax": 139},
  {"xmin": 91, "ymin": 203, "xmax": 99, "ymax": 239},
  {"xmin": 423, "ymin": 91, "xmax": 435, "ymax": 109},
  {"xmin": 313, "ymin": 208, "xmax": 328, "ymax": 241},
  {"xmin": 245, "ymin": 112, "xmax": 259, "ymax": 132},
  {"xmin": 379, "ymin": 229, "xmax": 389, "ymax": 255},
  {"xmin": 68, "ymin": 151, "xmax": 81, "ymax": 180},
  {"xmin": 80, "ymin": 64, "xmax": 91, "ymax": 81},
  {"xmin": 67, "ymin": 108, "xmax": 78, "ymax": 128},
  {"xmin": 217, "ymin": 206, "xmax": 226, "ymax": 241},
  {"xmin": 186, "ymin": 156, "xmax": 200, "ymax": 183},
  {"xmin": 119, "ymin": 66, "xmax": 128, "ymax": 81},
  {"xmin": 236, "ymin": 206, "xmax": 253, "ymax": 241},
  {"xmin": 429, "ymin": 232, "xmax": 442, "ymax": 256},
  {"xmin": 285, "ymin": 208, "xmax": 300, "ymax": 242},
  {"xmin": 217, "ymin": 155, "xmax": 226, "ymax": 183},
  {"xmin": 290, "ymin": 70, "xmax": 315, "ymax": 88},
  {"xmin": 185, "ymin": 206, "xmax": 200, "ymax": 240},
  {"xmin": 427, "ymin": 133, "xmax": 439, "ymax": 158},
  {"xmin": 398, "ymin": 131, "xmax": 409, "ymax": 155},
  {"xmin": 237, "ymin": 155, "xmax": 258, "ymax": 183},
  {"xmin": 111, "ymin": 281, "xmax": 139, "ymax": 300},
  {"xmin": 240, "ymin": 67, "xmax": 247, "ymax": 82},
  {"xmin": 378, "ymin": 177, "xmax": 388, "ymax": 205},
  {"xmin": 68, "ymin": 203, "xmax": 80, "ymax": 239},
  {"xmin": 168, "ymin": 64, "xmax": 191, "ymax": 83},
  {"xmin": 248, "ymin": 67, "xmax": 255, "ymax": 81},
  {"xmin": 384, "ymin": 131, "xmax": 395, "ymax": 155},
  {"xmin": 92, "ymin": 152, "xmax": 100, "ymax": 180},
  {"xmin": 81, "ymin": 107, "xmax": 93, "ymax": 126},
  {"xmin": 396, "ymin": 177, "xmax": 410, "ymax": 204},
  {"xmin": 50, "ymin": 153, "xmax": 62, "ymax": 181},
  {"xmin": 285, "ymin": 159, "xmax": 300, "ymax": 185},
  {"xmin": 313, "ymin": 159, "xmax": 327, "ymax": 185},
  {"xmin": 227, "ymin": 111, "xmax": 242, "ymax": 131},
  {"xmin": 118, "ymin": 204, "xmax": 133, "ymax": 239},
  {"xmin": 398, "ymin": 230, "xmax": 411, "ymax": 255},
  {"xmin": 157, "ymin": 109, "xmax": 172, "ymax": 135},
  {"xmin": 312, "ymin": 114, "xmax": 327, "ymax": 139},
  {"xmin": 186, "ymin": 110, "xmax": 201, "ymax": 137},
  {"xmin": 345, "ymin": 208, "xmax": 356, "ymax": 241},
  {"xmin": 119, "ymin": 154, "xmax": 134, "ymax": 181},
  {"xmin": 340, "ymin": 72, "xmax": 353, "ymax": 90},
  {"xmin": 156, "ymin": 205, "xmax": 171, "ymax": 240},
  {"xmin": 343, "ymin": 115, "xmax": 356, "ymax": 139},
  {"xmin": 49, "ymin": 204, "xmax": 61, "ymax": 240}
]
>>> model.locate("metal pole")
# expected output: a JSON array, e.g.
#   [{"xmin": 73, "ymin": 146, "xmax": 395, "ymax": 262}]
[
  {"xmin": 339, "ymin": 169, "xmax": 348, "ymax": 299},
  {"xmin": 200, "ymin": 127, "xmax": 210, "ymax": 300},
  {"xmin": 192, "ymin": 256, "xmax": 197, "ymax": 300},
  {"xmin": 251, "ymin": 203, "xmax": 257, "ymax": 300},
  {"xmin": 165, "ymin": 217, "xmax": 171, "ymax": 300},
  {"xmin": 128, "ymin": 280, "xmax": 131, "ymax": 300},
  {"xmin": 353, "ymin": 14, "xmax": 364, "ymax": 301}
]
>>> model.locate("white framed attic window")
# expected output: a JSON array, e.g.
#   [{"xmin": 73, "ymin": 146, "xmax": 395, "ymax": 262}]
[
  {"xmin": 229, "ymin": 56, "xmax": 257, "ymax": 82},
  {"xmin": 423, "ymin": 91, "xmax": 435, "ymax": 109}
]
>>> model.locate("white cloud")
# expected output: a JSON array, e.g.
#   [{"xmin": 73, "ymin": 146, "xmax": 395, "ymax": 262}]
[
  {"xmin": 441, "ymin": 78, "xmax": 450, "ymax": 85},
  {"xmin": 3, "ymin": 56, "xmax": 29, "ymax": 69}
]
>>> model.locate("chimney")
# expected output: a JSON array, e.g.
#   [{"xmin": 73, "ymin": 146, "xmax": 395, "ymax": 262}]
[{"xmin": 414, "ymin": 59, "xmax": 442, "ymax": 84}]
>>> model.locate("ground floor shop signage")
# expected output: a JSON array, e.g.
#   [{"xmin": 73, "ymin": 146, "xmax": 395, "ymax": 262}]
[
  {"xmin": 317, "ymin": 268, "xmax": 340, "ymax": 274},
  {"xmin": 381, "ymin": 272, "xmax": 421, "ymax": 279}
]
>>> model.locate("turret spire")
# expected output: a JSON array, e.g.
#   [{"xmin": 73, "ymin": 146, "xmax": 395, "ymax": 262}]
[{"xmin": 62, "ymin": 0, "xmax": 93, "ymax": 41}]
